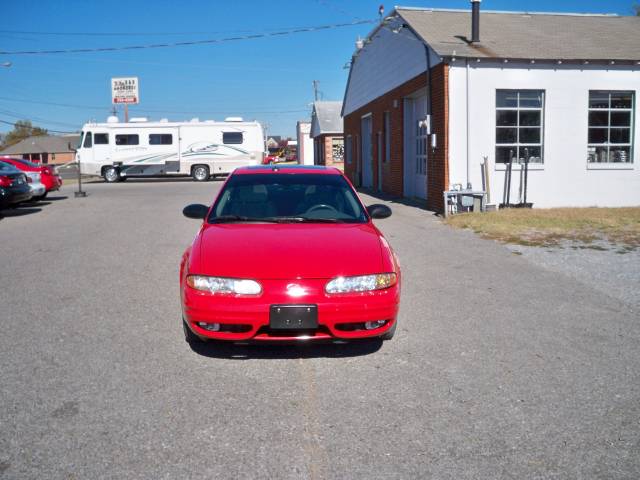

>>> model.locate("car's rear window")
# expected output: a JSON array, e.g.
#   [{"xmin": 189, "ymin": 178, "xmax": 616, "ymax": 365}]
[{"xmin": 209, "ymin": 173, "xmax": 367, "ymax": 223}]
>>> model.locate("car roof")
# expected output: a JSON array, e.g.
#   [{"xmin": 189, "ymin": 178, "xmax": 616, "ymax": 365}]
[{"xmin": 233, "ymin": 165, "xmax": 343, "ymax": 175}]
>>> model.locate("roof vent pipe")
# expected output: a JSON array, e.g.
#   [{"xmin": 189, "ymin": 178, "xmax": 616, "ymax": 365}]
[{"xmin": 471, "ymin": 0, "xmax": 481, "ymax": 43}]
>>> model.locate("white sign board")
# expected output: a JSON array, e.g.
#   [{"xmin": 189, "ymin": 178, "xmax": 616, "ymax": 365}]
[{"xmin": 111, "ymin": 77, "xmax": 139, "ymax": 104}]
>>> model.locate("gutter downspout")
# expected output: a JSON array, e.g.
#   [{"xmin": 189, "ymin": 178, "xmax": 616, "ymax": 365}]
[
  {"xmin": 465, "ymin": 58, "xmax": 471, "ymax": 188},
  {"xmin": 424, "ymin": 44, "xmax": 434, "ymax": 147}
]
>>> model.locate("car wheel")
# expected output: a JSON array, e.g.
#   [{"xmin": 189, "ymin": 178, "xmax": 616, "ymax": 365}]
[
  {"xmin": 380, "ymin": 321, "xmax": 397, "ymax": 340},
  {"xmin": 183, "ymin": 319, "xmax": 204, "ymax": 344},
  {"xmin": 36, "ymin": 191, "xmax": 48, "ymax": 200},
  {"xmin": 192, "ymin": 165, "xmax": 210, "ymax": 182},
  {"xmin": 103, "ymin": 167, "xmax": 120, "ymax": 183}
]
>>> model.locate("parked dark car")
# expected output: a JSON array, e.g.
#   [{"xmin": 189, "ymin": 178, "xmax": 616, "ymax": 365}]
[{"xmin": 0, "ymin": 162, "xmax": 32, "ymax": 209}]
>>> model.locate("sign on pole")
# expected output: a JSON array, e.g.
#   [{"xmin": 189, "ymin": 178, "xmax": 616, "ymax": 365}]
[{"xmin": 111, "ymin": 77, "xmax": 139, "ymax": 104}]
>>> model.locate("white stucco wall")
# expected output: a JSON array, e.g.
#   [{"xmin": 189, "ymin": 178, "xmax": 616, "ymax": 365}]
[
  {"xmin": 296, "ymin": 122, "xmax": 314, "ymax": 165},
  {"xmin": 448, "ymin": 62, "xmax": 640, "ymax": 207},
  {"xmin": 343, "ymin": 26, "xmax": 440, "ymax": 116}
]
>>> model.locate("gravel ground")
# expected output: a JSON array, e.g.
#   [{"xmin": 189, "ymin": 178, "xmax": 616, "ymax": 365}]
[
  {"xmin": 508, "ymin": 242, "xmax": 640, "ymax": 313},
  {"xmin": 1, "ymin": 180, "xmax": 639, "ymax": 479}
]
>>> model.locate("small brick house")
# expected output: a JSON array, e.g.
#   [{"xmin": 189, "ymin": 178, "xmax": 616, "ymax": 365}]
[
  {"xmin": 310, "ymin": 101, "xmax": 344, "ymax": 168},
  {"xmin": 1, "ymin": 134, "xmax": 79, "ymax": 165},
  {"xmin": 342, "ymin": 4, "xmax": 640, "ymax": 211}
]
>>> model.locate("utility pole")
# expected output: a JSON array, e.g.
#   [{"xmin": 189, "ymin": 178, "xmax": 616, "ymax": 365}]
[{"xmin": 312, "ymin": 80, "xmax": 319, "ymax": 102}]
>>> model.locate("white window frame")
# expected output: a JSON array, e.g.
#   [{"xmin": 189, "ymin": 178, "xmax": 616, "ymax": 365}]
[
  {"xmin": 587, "ymin": 90, "xmax": 634, "ymax": 169},
  {"xmin": 495, "ymin": 89, "xmax": 545, "ymax": 166}
]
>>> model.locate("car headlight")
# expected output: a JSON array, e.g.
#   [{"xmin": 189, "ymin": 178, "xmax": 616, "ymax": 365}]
[
  {"xmin": 186, "ymin": 275, "xmax": 262, "ymax": 295},
  {"xmin": 325, "ymin": 273, "xmax": 397, "ymax": 294}
]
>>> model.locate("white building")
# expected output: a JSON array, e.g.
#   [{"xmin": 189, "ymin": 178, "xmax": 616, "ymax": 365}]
[
  {"xmin": 296, "ymin": 121, "xmax": 314, "ymax": 165},
  {"xmin": 342, "ymin": 3, "xmax": 640, "ymax": 210}
]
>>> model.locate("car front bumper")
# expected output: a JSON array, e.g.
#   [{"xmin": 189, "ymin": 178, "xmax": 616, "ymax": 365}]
[{"xmin": 182, "ymin": 278, "xmax": 400, "ymax": 342}]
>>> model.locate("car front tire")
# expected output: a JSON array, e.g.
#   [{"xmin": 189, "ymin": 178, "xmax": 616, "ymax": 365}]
[
  {"xmin": 380, "ymin": 321, "xmax": 397, "ymax": 340},
  {"xmin": 183, "ymin": 319, "xmax": 204, "ymax": 344}
]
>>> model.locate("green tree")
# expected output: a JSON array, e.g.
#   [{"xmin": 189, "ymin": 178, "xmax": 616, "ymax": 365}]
[{"xmin": 2, "ymin": 120, "xmax": 48, "ymax": 148}]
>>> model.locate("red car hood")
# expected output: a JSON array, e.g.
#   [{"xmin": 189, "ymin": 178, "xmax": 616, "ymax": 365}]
[{"xmin": 192, "ymin": 223, "xmax": 385, "ymax": 280}]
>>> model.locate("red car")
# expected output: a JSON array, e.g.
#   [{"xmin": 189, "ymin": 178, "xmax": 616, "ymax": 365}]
[
  {"xmin": 180, "ymin": 165, "xmax": 400, "ymax": 344},
  {"xmin": 0, "ymin": 157, "xmax": 62, "ymax": 199}
]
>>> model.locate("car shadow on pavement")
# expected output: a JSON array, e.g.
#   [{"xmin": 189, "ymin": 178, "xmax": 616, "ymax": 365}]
[
  {"xmin": 356, "ymin": 188, "xmax": 436, "ymax": 214},
  {"xmin": 0, "ymin": 207, "xmax": 42, "ymax": 218},
  {"xmin": 45, "ymin": 196, "xmax": 68, "ymax": 201},
  {"xmin": 188, "ymin": 339, "xmax": 383, "ymax": 359}
]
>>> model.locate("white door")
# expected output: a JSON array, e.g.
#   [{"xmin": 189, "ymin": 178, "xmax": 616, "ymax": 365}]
[
  {"xmin": 361, "ymin": 115, "xmax": 373, "ymax": 188},
  {"xmin": 403, "ymin": 96, "xmax": 428, "ymax": 199}
]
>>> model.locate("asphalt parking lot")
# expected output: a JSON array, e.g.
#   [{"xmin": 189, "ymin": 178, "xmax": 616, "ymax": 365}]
[{"xmin": 1, "ymin": 179, "xmax": 639, "ymax": 479}]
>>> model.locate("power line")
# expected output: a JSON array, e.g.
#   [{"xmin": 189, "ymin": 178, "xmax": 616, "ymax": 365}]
[
  {"xmin": 0, "ymin": 96, "xmax": 310, "ymax": 115},
  {"xmin": 0, "ymin": 119, "xmax": 77, "ymax": 134},
  {"xmin": 0, "ymin": 108, "xmax": 80, "ymax": 129},
  {"xmin": 0, "ymin": 19, "xmax": 376, "ymax": 56}
]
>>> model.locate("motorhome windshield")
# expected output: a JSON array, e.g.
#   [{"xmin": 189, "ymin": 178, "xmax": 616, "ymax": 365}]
[{"xmin": 77, "ymin": 132, "xmax": 84, "ymax": 149}]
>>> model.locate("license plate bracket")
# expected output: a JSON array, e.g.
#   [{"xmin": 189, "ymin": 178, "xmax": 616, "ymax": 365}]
[{"xmin": 269, "ymin": 305, "xmax": 318, "ymax": 330}]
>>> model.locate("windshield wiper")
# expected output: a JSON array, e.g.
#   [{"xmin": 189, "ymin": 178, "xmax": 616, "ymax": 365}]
[
  {"xmin": 275, "ymin": 216, "xmax": 347, "ymax": 223},
  {"xmin": 209, "ymin": 215, "xmax": 282, "ymax": 223}
]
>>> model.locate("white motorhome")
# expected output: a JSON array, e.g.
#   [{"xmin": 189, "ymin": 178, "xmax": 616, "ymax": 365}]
[{"xmin": 76, "ymin": 116, "xmax": 265, "ymax": 182}]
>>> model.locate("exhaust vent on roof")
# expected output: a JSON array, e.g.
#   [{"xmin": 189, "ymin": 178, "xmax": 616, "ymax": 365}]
[
  {"xmin": 224, "ymin": 117, "xmax": 243, "ymax": 122},
  {"xmin": 471, "ymin": 0, "xmax": 481, "ymax": 43}
]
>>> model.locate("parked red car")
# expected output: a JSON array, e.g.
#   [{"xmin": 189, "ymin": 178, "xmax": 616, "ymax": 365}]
[
  {"xmin": 180, "ymin": 165, "xmax": 401, "ymax": 344},
  {"xmin": 0, "ymin": 157, "xmax": 62, "ymax": 199}
]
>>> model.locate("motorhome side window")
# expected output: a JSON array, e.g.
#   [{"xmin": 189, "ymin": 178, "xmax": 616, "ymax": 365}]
[
  {"xmin": 83, "ymin": 132, "xmax": 92, "ymax": 148},
  {"xmin": 149, "ymin": 134, "xmax": 173, "ymax": 145},
  {"xmin": 94, "ymin": 133, "xmax": 108, "ymax": 145},
  {"xmin": 115, "ymin": 134, "xmax": 139, "ymax": 146},
  {"xmin": 223, "ymin": 132, "xmax": 243, "ymax": 144}
]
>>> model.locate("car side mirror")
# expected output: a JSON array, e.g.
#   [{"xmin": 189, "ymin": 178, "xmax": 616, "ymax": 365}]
[
  {"xmin": 183, "ymin": 204, "xmax": 209, "ymax": 220},
  {"xmin": 366, "ymin": 204, "xmax": 392, "ymax": 219}
]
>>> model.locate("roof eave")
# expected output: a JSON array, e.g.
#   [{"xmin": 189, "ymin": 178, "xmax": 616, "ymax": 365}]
[{"xmin": 442, "ymin": 55, "xmax": 640, "ymax": 66}]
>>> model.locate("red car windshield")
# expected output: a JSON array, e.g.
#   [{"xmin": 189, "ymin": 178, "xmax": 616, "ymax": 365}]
[
  {"xmin": 209, "ymin": 173, "xmax": 368, "ymax": 224},
  {"xmin": 8, "ymin": 158, "xmax": 41, "ymax": 169}
]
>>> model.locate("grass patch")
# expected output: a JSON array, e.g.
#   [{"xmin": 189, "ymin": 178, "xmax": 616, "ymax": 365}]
[{"xmin": 445, "ymin": 207, "xmax": 640, "ymax": 248}]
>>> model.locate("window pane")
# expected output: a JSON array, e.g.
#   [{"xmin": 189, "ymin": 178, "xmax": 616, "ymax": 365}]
[
  {"xmin": 610, "ymin": 128, "xmax": 630, "ymax": 144},
  {"xmin": 519, "ymin": 91, "xmax": 543, "ymax": 108},
  {"xmin": 587, "ymin": 146, "xmax": 609, "ymax": 163},
  {"xmin": 610, "ymin": 92, "xmax": 632, "ymax": 109},
  {"xmin": 496, "ymin": 110, "xmax": 517, "ymax": 126},
  {"xmin": 94, "ymin": 133, "xmax": 108, "ymax": 144},
  {"xmin": 223, "ymin": 132, "xmax": 243, "ymax": 144},
  {"xmin": 115, "ymin": 134, "xmax": 139, "ymax": 146},
  {"xmin": 519, "ymin": 110, "xmax": 540, "ymax": 126},
  {"xmin": 589, "ymin": 91, "xmax": 609, "ymax": 109},
  {"xmin": 496, "ymin": 128, "xmax": 517, "ymax": 143},
  {"xmin": 609, "ymin": 147, "xmax": 631, "ymax": 163},
  {"xmin": 496, "ymin": 147, "xmax": 517, "ymax": 163},
  {"xmin": 588, "ymin": 128, "xmax": 607, "ymax": 144},
  {"xmin": 610, "ymin": 111, "xmax": 631, "ymax": 127},
  {"xmin": 521, "ymin": 146, "xmax": 542, "ymax": 163},
  {"xmin": 519, "ymin": 128, "xmax": 540, "ymax": 143},
  {"xmin": 496, "ymin": 91, "xmax": 518, "ymax": 108},
  {"xmin": 149, "ymin": 134, "xmax": 172, "ymax": 145},
  {"xmin": 83, "ymin": 132, "xmax": 92, "ymax": 148},
  {"xmin": 588, "ymin": 111, "xmax": 608, "ymax": 127}
]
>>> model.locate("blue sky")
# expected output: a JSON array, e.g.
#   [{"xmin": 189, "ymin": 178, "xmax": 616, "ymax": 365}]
[{"xmin": 0, "ymin": 0, "xmax": 636, "ymax": 137}]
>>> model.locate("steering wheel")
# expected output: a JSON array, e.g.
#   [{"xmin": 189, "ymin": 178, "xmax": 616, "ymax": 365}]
[{"xmin": 305, "ymin": 204, "xmax": 338, "ymax": 214}]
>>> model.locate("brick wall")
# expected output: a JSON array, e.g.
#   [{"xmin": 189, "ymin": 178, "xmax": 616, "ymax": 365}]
[
  {"xmin": 343, "ymin": 63, "xmax": 449, "ymax": 212},
  {"xmin": 315, "ymin": 135, "xmax": 345, "ymax": 168}
]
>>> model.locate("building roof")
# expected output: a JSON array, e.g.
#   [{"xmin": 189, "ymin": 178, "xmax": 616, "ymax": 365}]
[
  {"xmin": 394, "ymin": 7, "xmax": 640, "ymax": 62},
  {"xmin": 1, "ymin": 134, "xmax": 80, "ymax": 155},
  {"xmin": 310, "ymin": 101, "xmax": 343, "ymax": 138}
]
